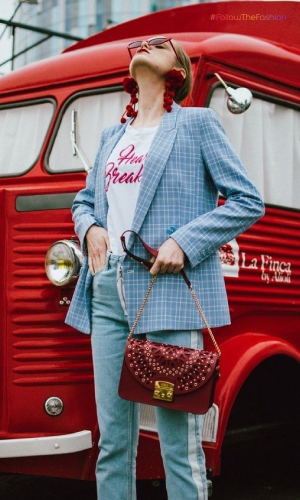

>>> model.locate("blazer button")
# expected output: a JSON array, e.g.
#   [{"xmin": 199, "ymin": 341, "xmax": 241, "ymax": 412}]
[{"xmin": 167, "ymin": 226, "xmax": 177, "ymax": 235}]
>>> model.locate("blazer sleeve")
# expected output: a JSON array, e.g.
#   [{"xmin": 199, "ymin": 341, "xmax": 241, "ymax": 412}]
[
  {"xmin": 71, "ymin": 131, "xmax": 107, "ymax": 251},
  {"xmin": 171, "ymin": 108, "xmax": 265, "ymax": 268}
]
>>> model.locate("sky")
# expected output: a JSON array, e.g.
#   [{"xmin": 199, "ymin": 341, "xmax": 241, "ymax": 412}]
[{"xmin": 0, "ymin": 0, "xmax": 20, "ymax": 75}]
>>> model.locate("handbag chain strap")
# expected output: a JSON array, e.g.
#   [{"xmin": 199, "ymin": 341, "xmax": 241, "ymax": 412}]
[
  {"xmin": 128, "ymin": 274, "xmax": 158, "ymax": 339},
  {"xmin": 123, "ymin": 231, "xmax": 221, "ymax": 358}
]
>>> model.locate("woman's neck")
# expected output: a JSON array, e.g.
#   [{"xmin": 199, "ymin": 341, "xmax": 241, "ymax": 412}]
[{"xmin": 130, "ymin": 72, "xmax": 166, "ymax": 128}]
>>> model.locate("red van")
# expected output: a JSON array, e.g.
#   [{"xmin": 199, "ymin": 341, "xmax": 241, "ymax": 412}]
[{"xmin": 0, "ymin": 1, "xmax": 299, "ymax": 494}]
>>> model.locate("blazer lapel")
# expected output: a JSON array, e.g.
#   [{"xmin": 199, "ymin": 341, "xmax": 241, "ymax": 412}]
[{"xmin": 131, "ymin": 105, "xmax": 180, "ymax": 238}]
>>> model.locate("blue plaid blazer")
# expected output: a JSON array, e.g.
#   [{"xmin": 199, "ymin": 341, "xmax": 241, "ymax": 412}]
[{"xmin": 66, "ymin": 104, "xmax": 264, "ymax": 334}]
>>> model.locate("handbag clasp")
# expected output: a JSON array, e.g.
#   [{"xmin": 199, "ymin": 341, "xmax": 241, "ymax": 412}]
[{"xmin": 153, "ymin": 381, "xmax": 174, "ymax": 402}]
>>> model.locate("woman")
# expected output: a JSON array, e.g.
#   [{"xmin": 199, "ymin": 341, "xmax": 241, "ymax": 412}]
[{"xmin": 66, "ymin": 37, "xmax": 264, "ymax": 500}]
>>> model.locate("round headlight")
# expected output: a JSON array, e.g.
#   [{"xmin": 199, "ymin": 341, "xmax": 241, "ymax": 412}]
[{"xmin": 45, "ymin": 239, "xmax": 83, "ymax": 286}]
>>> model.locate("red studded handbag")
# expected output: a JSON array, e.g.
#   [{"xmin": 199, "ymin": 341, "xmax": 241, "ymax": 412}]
[{"xmin": 118, "ymin": 232, "xmax": 221, "ymax": 415}]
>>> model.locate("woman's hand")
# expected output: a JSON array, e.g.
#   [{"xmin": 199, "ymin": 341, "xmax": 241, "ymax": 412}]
[
  {"xmin": 86, "ymin": 225, "xmax": 110, "ymax": 275},
  {"xmin": 150, "ymin": 238, "xmax": 185, "ymax": 275}
]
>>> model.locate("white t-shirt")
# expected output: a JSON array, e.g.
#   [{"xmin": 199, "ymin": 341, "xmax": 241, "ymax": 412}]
[{"xmin": 105, "ymin": 124, "xmax": 158, "ymax": 254}]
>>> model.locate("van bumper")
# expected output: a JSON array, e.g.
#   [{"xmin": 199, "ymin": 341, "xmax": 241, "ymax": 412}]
[{"xmin": 0, "ymin": 430, "xmax": 92, "ymax": 458}]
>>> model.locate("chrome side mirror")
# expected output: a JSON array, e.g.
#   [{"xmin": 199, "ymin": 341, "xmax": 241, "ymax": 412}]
[{"xmin": 214, "ymin": 73, "xmax": 252, "ymax": 114}]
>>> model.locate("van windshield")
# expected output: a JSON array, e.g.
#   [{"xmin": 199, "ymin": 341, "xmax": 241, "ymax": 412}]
[
  {"xmin": 0, "ymin": 101, "xmax": 54, "ymax": 177},
  {"xmin": 209, "ymin": 87, "xmax": 300, "ymax": 210},
  {"xmin": 48, "ymin": 90, "xmax": 129, "ymax": 173}
]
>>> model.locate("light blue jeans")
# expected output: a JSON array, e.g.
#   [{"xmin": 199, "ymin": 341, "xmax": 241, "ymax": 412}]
[{"xmin": 91, "ymin": 253, "xmax": 208, "ymax": 500}]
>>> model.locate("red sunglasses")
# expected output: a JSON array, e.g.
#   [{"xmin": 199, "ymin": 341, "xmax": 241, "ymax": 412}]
[{"xmin": 127, "ymin": 37, "xmax": 180, "ymax": 63}]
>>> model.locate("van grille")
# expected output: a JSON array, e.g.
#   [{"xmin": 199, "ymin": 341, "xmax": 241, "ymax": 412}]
[{"xmin": 10, "ymin": 221, "xmax": 93, "ymax": 387}]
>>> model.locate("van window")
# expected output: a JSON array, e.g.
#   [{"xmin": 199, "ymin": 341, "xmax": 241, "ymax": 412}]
[
  {"xmin": 48, "ymin": 90, "xmax": 129, "ymax": 173},
  {"xmin": 209, "ymin": 87, "xmax": 300, "ymax": 210},
  {"xmin": 0, "ymin": 101, "xmax": 54, "ymax": 177}
]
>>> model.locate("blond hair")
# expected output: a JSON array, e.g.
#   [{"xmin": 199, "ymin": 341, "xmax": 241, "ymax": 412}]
[{"xmin": 173, "ymin": 41, "xmax": 193, "ymax": 103}]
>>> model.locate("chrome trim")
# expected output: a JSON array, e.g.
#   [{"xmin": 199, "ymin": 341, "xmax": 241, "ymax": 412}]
[{"xmin": 16, "ymin": 192, "xmax": 77, "ymax": 212}]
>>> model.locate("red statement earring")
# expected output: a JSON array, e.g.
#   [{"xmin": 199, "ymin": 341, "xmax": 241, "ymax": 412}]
[
  {"xmin": 120, "ymin": 77, "xmax": 138, "ymax": 123},
  {"xmin": 163, "ymin": 69, "xmax": 184, "ymax": 112},
  {"xmin": 120, "ymin": 70, "xmax": 184, "ymax": 122}
]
